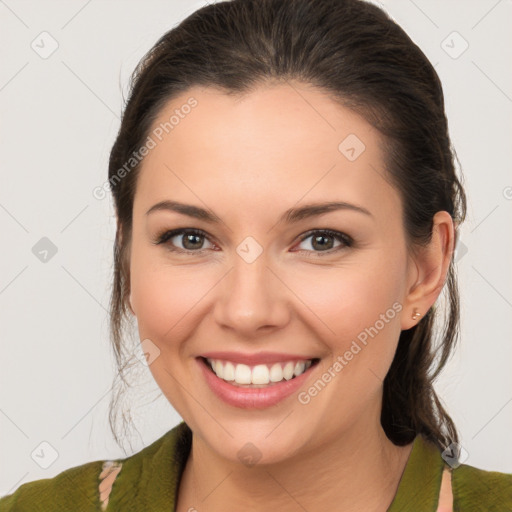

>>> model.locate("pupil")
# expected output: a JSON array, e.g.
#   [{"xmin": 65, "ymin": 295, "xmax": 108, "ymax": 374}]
[
  {"xmin": 184, "ymin": 233, "xmax": 202, "ymax": 250},
  {"xmin": 313, "ymin": 234, "xmax": 333, "ymax": 251}
]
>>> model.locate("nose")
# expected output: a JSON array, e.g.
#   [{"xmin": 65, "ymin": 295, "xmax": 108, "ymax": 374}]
[{"xmin": 213, "ymin": 250, "xmax": 290, "ymax": 337}]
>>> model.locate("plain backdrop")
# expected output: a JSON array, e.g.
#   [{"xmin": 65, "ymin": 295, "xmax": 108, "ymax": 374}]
[{"xmin": 1, "ymin": 0, "xmax": 511, "ymax": 496}]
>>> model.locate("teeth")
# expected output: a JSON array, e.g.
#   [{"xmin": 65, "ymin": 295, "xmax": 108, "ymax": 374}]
[
  {"xmin": 206, "ymin": 358, "xmax": 315, "ymax": 386},
  {"xmin": 269, "ymin": 363, "xmax": 283, "ymax": 382},
  {"xmin": 252, "ymin": 364, "xmax": 270, "ymax": 385},
  {"xmin": 223, "ymin": 361, "xmax": 235, "ymax": 381},
  {"xmin": 234, "ymin": 363, "xmax": 252, "ymax": 384}
]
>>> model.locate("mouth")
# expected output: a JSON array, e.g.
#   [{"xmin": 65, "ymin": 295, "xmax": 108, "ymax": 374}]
[{"xmin": 197, "ymin": 356, "xmax": 321, "ymax": 388}]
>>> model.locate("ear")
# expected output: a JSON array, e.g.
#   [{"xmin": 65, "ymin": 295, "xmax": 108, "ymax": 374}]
[{"xmin": 401, "ymin": 211, "xmax": 455, "ymax": 330}]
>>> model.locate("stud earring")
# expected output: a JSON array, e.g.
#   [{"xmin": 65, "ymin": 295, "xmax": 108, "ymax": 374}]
[{"xmin": 412, "ymin": 308, "xmax": 421, "ymax": 321}]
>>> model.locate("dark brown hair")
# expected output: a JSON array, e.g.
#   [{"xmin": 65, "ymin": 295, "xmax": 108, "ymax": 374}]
[{"xmin": 107, "ymin": 0, "xmax": 466, "ymax": 453}]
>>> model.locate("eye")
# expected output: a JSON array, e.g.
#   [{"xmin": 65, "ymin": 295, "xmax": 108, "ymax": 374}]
[
  {"xmin": 153, "ymin": 228, "xmax": 353, "ymax": 257},
  {"xmin": 293, "ymin": 229, "xmax": 353, "ymax": 256},
  {"xmin": 153, "ymin": 228, "xmax": 215, "ymax": 253}
]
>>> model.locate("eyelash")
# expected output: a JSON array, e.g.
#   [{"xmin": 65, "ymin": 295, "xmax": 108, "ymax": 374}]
[{"xmin": 152, "ymin": 228, "xmax": 353, "ymax": 258}]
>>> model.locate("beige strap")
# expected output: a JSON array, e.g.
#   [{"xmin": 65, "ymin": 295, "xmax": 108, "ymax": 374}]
[
  {"xmin": 436, "ymin": 466, "xmax": 453, "ymax": 512},
  {"xmin": 98, "ymin": 461, "xmax": 123, "ymax": 511}
]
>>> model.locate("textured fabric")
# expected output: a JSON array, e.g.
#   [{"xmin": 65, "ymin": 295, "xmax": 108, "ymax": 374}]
[
  {"xmin": 1, "ymin": 421, "xmax": 511, "ymax": 511},
  {"xmin": 452, "ymin": 464, "xmax": 512, "ymax": 511},
  {"xmin": 387, "ymin": 429, "xmax": 445, "ymax": 511}
]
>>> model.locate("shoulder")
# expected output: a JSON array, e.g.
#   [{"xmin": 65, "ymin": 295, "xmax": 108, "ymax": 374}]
[
  {"xmin": 0, "ymin": 459, "xmax": 105, "ymax": 511},
  {"xmin": 413, "ymin": 435, "xmax": 512, "ymax": 509},
  {"xmin": 0, "ymin": 422, "xmax": 191, "ymax": 511},
  {"xmin": 452, "ymin": 462, "xmax": 512, "ymax": 510}
]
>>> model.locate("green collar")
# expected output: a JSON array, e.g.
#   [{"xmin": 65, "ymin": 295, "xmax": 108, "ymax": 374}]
[
  {"xmin": 387, "ymin": 434, "xmax": 445, "ymax": 511},
  {"xmin": 107, "ymin": 422, "xmax": 444, "ymax": 511}
]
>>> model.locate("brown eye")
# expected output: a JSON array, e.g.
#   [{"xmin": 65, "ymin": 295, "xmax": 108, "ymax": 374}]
[
  {"xmin": 295, "ymin": 230, "xmax": 352, "ymax": 256},
  {"xmin": 155, "ymin": 229, "xmax": 214, "ymax": 253}
]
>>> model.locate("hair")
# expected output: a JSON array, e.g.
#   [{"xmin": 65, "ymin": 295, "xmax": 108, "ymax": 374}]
[{"xmin": 107, "ymin": 0, "xmax": 467, "ymax": 454}]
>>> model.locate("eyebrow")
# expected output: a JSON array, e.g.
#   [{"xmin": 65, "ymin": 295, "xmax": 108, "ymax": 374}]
[{"xmin": 145, "ymin": 200, "xmax": 372, "ymax": 223}]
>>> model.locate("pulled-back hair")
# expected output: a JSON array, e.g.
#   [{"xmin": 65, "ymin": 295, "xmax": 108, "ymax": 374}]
[{"xmin": 107, "ymin": 0, "xmax": 466, "ymax": 453}]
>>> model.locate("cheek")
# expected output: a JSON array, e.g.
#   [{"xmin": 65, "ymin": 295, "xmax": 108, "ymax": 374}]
[
  {"xmin": 129, "ymin": 247, "xmax": 216, "ymax": 343},
  {"xmin": 287, "ymin": 252, "xmax": 406, "ymax": 379},
  {"xmin": 128, "ymin": 250, "xmax": 212, "ymax": 406}
]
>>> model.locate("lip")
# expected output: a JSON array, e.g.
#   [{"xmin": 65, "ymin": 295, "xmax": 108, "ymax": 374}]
[
  {"xmin": 196, "ymin": 356, "xmax": 320, "ymax": 409},
  {"xmin": 199, "ymin": 351, "xmax": 318, "ymax": 366}
]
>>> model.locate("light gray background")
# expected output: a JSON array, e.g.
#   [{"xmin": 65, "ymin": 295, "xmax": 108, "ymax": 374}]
[{"xmin": 1, "ymin": 0, "xmax": 511, "ymax": 496}]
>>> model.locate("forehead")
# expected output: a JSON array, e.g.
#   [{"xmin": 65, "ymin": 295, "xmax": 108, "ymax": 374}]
[{"xmin": 134, "ymin": 82, "xmax": 400, "ymax": 221}]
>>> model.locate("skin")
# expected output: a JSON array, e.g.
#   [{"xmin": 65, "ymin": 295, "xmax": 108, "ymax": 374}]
[{"xmin": 126, "ymin": 81, "xmax": 455, "ymax": 511}]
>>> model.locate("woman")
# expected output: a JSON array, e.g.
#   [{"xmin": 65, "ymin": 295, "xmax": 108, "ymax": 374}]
[{"xmin": 2, "ymin": 0, "xmax": 511, "ymax": 510}]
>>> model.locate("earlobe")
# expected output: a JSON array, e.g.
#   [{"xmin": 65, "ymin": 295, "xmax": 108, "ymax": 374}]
[{"xmin": 401, "ymin": 211, "xmax": 455, "ymax": 330}]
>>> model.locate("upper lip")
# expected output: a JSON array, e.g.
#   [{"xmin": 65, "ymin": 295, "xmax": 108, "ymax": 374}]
[{"xmin": 199, "ymin": 351, "xmax": 319, "ymax": 366}]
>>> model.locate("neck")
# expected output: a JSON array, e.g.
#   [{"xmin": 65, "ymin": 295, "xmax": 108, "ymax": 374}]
[{"xmin": 176, "ymin": 409, "xmax": 414, "ymax": 512}]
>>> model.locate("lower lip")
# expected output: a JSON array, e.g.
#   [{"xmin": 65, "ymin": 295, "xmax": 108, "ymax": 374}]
[{"xmin": 196, "ymin": 357, "xmax": 318, "ymax": 409}]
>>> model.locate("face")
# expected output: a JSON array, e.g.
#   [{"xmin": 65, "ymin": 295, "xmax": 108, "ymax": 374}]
[{"xmin": 128, "ymin": 82, "xmax": 418, "ymax": 465}]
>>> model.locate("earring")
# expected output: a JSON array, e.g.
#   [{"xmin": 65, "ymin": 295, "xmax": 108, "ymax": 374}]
[{"xmin": 412, "ymin": 308, "xmax": 421, "ymax": 321}]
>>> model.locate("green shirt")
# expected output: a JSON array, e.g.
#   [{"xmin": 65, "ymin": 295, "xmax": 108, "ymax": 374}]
[{"xmin": 1, "ymin": 421, "xmax": 511, "ymax": 510}]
